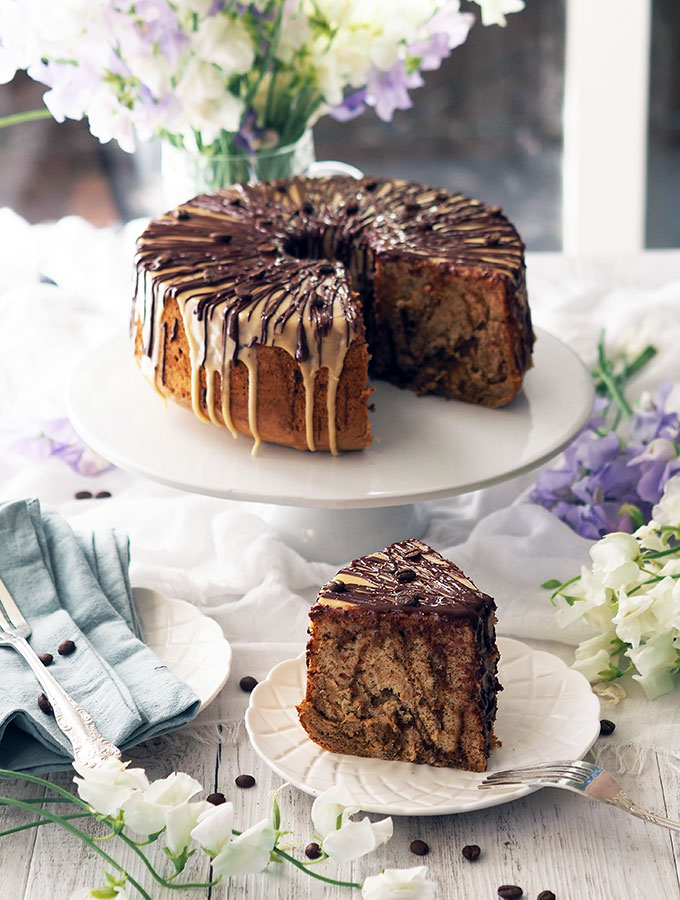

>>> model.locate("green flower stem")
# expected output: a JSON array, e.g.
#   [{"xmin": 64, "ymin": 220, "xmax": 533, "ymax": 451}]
[
  {"xmin": 0, "ymin": 769, "xmax": 90, "ymax": 810},
  {"xmin": 0, "ymin": 797, "xmax": 153, "ymax": 900},
  {"xmin": 0, "ymin": 108, "xmax": 53, "ymax": 129},
  {"xmin": 629, "ymin": 573, "xmax": 680, "ymax": 595},
  {"xmin": 116, "ymin": 833, "xmax": 220, "ymax": 890},
  {"xmin": 0, "ymin": 811, "xmax": 91, "ymax": 838},
  {"xmin": 272, "ymin": 847, "xmax": 362, "ymax": 889},
  {"xmin": 550, "ymin": 575, "xmax": 581, "ymax": 601},
  {"xmin": 621, "ymin": 344, "xmax": 657, "ymax": 382},
  {"xmin": 641, "ymin": 546, "xmax": 680, "ymax": 560}
]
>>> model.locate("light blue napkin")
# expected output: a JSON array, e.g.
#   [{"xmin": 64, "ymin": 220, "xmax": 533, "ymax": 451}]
[{"xmin": 0, "ymin": 499, "xmax": 201, "ymax": 773}]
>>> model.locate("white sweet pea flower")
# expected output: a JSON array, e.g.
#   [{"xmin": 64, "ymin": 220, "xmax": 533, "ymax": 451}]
[
  {"xmin": 165, "ymin": 799, "xmax": 212, "ymax": 855},
  {"xmin": 175, "ymin": 57, "xmax": 244, "ymax": 145},
  {"xmin": 73, "ymin": 758, "xmax": 149, "ymax": 817},
  {"xmin": 361, "ymin": 865, "xmax": 436, "ymax": 899},
  {"xmin": 190, "ymin": 800, "xmax": 236, "ymax": 855},
  {"xmin": 474, "ymin": 0, "xmax": 525, "ymax": 27},
  {"xmin": 122, "ymin": 771, "xmax": 203, "ymax": 836},
  {"xmin": 629, "ymin": 632, "xmax": 678, "ymax": 699},
  {"xmin": 652, "ymin": 475, "xmax": 680, "ymax": 526},
  {"xmin": 323, "ymin": 815, "xmax": 393, "ymax": 861},
  {"xmin": 613, "ymin": 578, "xmax": 679, "ymax": 649},
  {"xmin": 635, "ymin": 522, "xmax": 666, "ymax": 552},
  {"xmin": 590, "ymin": 532, "xmax": 642, "ymax": 590},
  {"xmin": 211, "ymin": 817, "xmax": 276, "ymax": 877},
  {"xmin": 192, "ymin": 15, "xmax": 255, "ymax": 74},
  {"xmin": 311, "ymin": 783, "xmax": 360, "ymax": 836},
  {"xmin": 571, "ymin": 630, "xmax": 619, "ymax": 683}
]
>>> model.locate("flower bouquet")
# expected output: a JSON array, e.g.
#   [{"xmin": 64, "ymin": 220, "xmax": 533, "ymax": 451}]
[
  {"xmin": 0, "ymin": 1, "xmax": 524, "ymax": 188},
  {"xmin": 535, "ymin": 334, "xmax": 680, "ymax": 699}
]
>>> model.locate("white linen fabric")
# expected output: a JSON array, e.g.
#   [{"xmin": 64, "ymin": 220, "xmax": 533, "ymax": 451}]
[{"xmin": 2, "ymin": 207, "xmax": 680, "ymax": 773}]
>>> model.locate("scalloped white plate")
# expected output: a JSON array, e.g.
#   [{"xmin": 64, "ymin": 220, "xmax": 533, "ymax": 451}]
[
  {"xmin": 134, "ymin": 587, "xmax": 232, "ymax": 712},
  {"xmin": 244, "ymin": 637, "xmax": 600, "ymax": 815}
]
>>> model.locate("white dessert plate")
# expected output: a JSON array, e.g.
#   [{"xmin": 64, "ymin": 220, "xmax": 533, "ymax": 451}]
[
  {"xmin": 134, "ymin": 587, "xmax": 231, "ymax": 712},
  {"xmin": 66, "ymin": 327, "xmax": 593, "ymax": 509},
  {"xmin": 244, "ymin": 637, "xmax": 601, "ymax": 816}
]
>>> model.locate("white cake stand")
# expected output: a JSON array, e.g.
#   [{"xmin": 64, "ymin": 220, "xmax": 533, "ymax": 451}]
[{"xmin": 67, "ymin": 327, "xmax": 593, "ymax": 562}]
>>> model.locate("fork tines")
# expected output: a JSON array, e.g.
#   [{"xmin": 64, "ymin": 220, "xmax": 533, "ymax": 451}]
[{"xmin": 483, "ymin": 761, "xmax": 595, "ymax": 784}]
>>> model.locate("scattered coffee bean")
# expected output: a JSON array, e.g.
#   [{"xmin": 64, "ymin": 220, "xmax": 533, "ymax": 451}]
[
  {"xmin": 239, "ymin": 675, "xmax": 258, "ymax": 693},
  {"xmin": 58, "ymin": 639, "xmax": 76, "ymax": 656},
  {"xmin": 235, "ymin": 774, "xmax": 256, "ymax": 789},
  {"xmin": 409, "ymin": 840, "xmax": 429, "ymax": 856},
  {"xmin": 396, "ymin": 568, "xmax": 416, "ymax": 583},
  {"xmin": 404, "ymin": 549, "xmax": 422, "ymax": 561},
  {"xmin": 329, "ymin": 580, "xmax": 347, "ymax": 593},
  {"xmin": 498, "ymin": 886, "xmax": 523, "ymax": 899},
  {"xmin": 39, "ymin": 653, "xmax": 53, "ymax": 667},
  {"xmin": 206, "ymin": 792, "xmax": 227, "ymax": 806},
  {"xmin": 75, "ymin": 491, "xmax": 93, "ymax": 500},
  {"xmin": 537, "ymin": 891, "xmax": 556, "ymax": 900},
  {"xmin": 37, "ymin": 693, "xmax": 53, "ymax": 715},
  {"xmin": 461, "ymin": 844, "xmax": 481, "ymax": 861},
  {"xmin": 95, "ymin": 491, "xmax": 111, "ymax": 499},
  {"xmin": 600, "ymin": 719, "xmax": 616, "ymax": 736},
  {"xmin": 305, "ymin": 842, "xmax": 322, "ymax": 860}
]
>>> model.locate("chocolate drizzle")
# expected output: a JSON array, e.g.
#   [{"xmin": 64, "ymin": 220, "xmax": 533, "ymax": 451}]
[
  {"xmin": 131, "ymin": 176, "xmax": 528, "ymax": 454},
  {"xmin": 319, "ymin": 538, "xmax": 495, "ymax": 622}
]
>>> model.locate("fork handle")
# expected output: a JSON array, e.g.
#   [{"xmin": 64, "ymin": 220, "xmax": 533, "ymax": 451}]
[
  {"xmin": 9, "ymin": 633, "xmax": 121, "ymax": 768},
  {"xmin": 610, "ymin": 794, "xmax": 680, "ymax": 833}
]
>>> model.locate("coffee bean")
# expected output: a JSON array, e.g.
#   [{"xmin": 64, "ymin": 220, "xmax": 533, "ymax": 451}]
[
  {"xmin": 95, "ymin": 491, "xmax": 111, "ymax": 499},
  {"xmin": 363, "ymin": 180, "xmax": 378, "ymax": 192},
  {"xmin": 39, "ymin": 653, "xmax": 53, "ymax": 667},
  {"xmin": 404, "ymin": 549, "xmax": 422, "ymax": 561},
  {"xmin": 206, "ymin": 792, "xmax": 227, "ymax": 806},
  {"xmin": 462, "ymin": 844, "xmax": 481, "ymax": 861},
  {"xmin": 235, "ymin": 774, "xmax": 255, "ymax": 789},
  {"xmin": 345, "ymin": 203, "xmax": 359, "ymax": 216},
  {"xmin": 409, "ymin": 839, "xmax": 429, "ymax": 856},
  {"xmin": 172, "ymin": 208, "xmax": 190, "ymax": 220},
  {"xmin": 318, "ymin": 263, "xmax": 335, "ymax": 275},
  {"xmin": 305, "ymin": 842, "xmax": 322, "ymax": 859},
  {"xmin": 537, "ymin": 891, "xmax": 556, "ymax": 900},
  {"xmin": 58, "ymin": 639, "xmax": 76, "ymax": 656},
  {"xmin": 397, "ymin": 594, "xmax": 421, "ymax": 607},
  {"xmin": 75, "ymin": 491, "xmax": 93, "ymax": 500},
  {"xmin": 329, "ymin": 580, "xmax": 347, "ymax": 593},
  {"xmin": 239, "ymin": 675, "xmax": 258, "ymax": 693},
  {"xmin": 302, "ymin": 202, "xmax": 314, "ymax": 215},
  {"xmin": 498, "ymin": 886, "xmax": 523, "ymax": 899},
  {"xmin": 600, "ymin": 719, "xmax": 616, "ymax": 736},
  {"xmin": 396, "ymin": 568, "xmax": 416, "ymax": 583},
  {"xmin": 37, "ymin": 693, "xmax": 53, "ymax": 715}
]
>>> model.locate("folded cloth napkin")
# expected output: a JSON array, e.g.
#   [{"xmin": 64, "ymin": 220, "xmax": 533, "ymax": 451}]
[{"xmin": 0, "ymin": 498, "xmax": 200, "ymax": 773}]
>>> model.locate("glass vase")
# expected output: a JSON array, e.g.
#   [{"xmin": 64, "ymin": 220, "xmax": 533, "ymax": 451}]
[{"xmin": 161, "ymin": 130, "xmax": 318, "ymax": 208}]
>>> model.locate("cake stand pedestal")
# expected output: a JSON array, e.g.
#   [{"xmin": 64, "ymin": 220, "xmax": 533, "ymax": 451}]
[{"xmin": 67, "ymin": 327, "xmax": 593, "ymax": 564}]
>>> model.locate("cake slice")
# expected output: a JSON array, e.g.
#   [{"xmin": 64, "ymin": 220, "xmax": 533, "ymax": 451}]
[{"xmin": 297, "ymin": 539, "xmax": 501, "ymax": 771}]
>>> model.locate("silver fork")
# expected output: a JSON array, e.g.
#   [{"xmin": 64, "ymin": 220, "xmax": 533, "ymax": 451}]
[
  {"xmin": 0, "ymin": 577, "xmax": 121, "ymax": 768},
  {"xmin": 479, "ymin": 759, "xmax": 680, "ymax": 833}
]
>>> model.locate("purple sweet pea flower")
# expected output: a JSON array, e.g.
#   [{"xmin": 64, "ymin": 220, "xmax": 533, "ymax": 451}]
[
  {"xmin": 133, "ymin": 0, "xmax": 188, "ymax": 66},
  {"xmin": 10, "ymin": 418, "xmax": 114, "ymax": 477},
  {"xmin": 365, "ymin": 60, "xmax": 424, "ymax": 122},
  {"xmin": 330, "ymin": 88, "xmax": 367, "ymax": 122}
]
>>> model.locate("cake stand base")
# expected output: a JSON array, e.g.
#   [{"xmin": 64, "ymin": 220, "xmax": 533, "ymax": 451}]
[{"xmin": 254, "ymin": 503, "xmax": 429, "ymax": 564}]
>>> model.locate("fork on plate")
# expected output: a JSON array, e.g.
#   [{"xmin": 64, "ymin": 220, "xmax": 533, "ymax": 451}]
[
  {"xmin": 479, "ymin": 759, "xmax": 680, "ymax": 833},
  {"xmin": 0, "ymin": 576, "xmax": 121, "ymax": 768}
]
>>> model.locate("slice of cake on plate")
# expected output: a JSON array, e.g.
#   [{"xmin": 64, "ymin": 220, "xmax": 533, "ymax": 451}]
[{"xmin": 297, "ymin": 538, "xmax": 501, "ymax": 772}]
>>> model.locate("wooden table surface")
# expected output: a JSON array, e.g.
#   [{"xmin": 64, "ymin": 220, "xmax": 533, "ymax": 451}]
[{"xmin": 2, "ymin": 651, "xmax": 679, "ymax": 900}]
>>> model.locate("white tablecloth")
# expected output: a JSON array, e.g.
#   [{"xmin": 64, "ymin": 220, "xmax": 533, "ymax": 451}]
[{"xmin": 2, "ymin": 207, "xmax": 680, "ymax": 776}]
